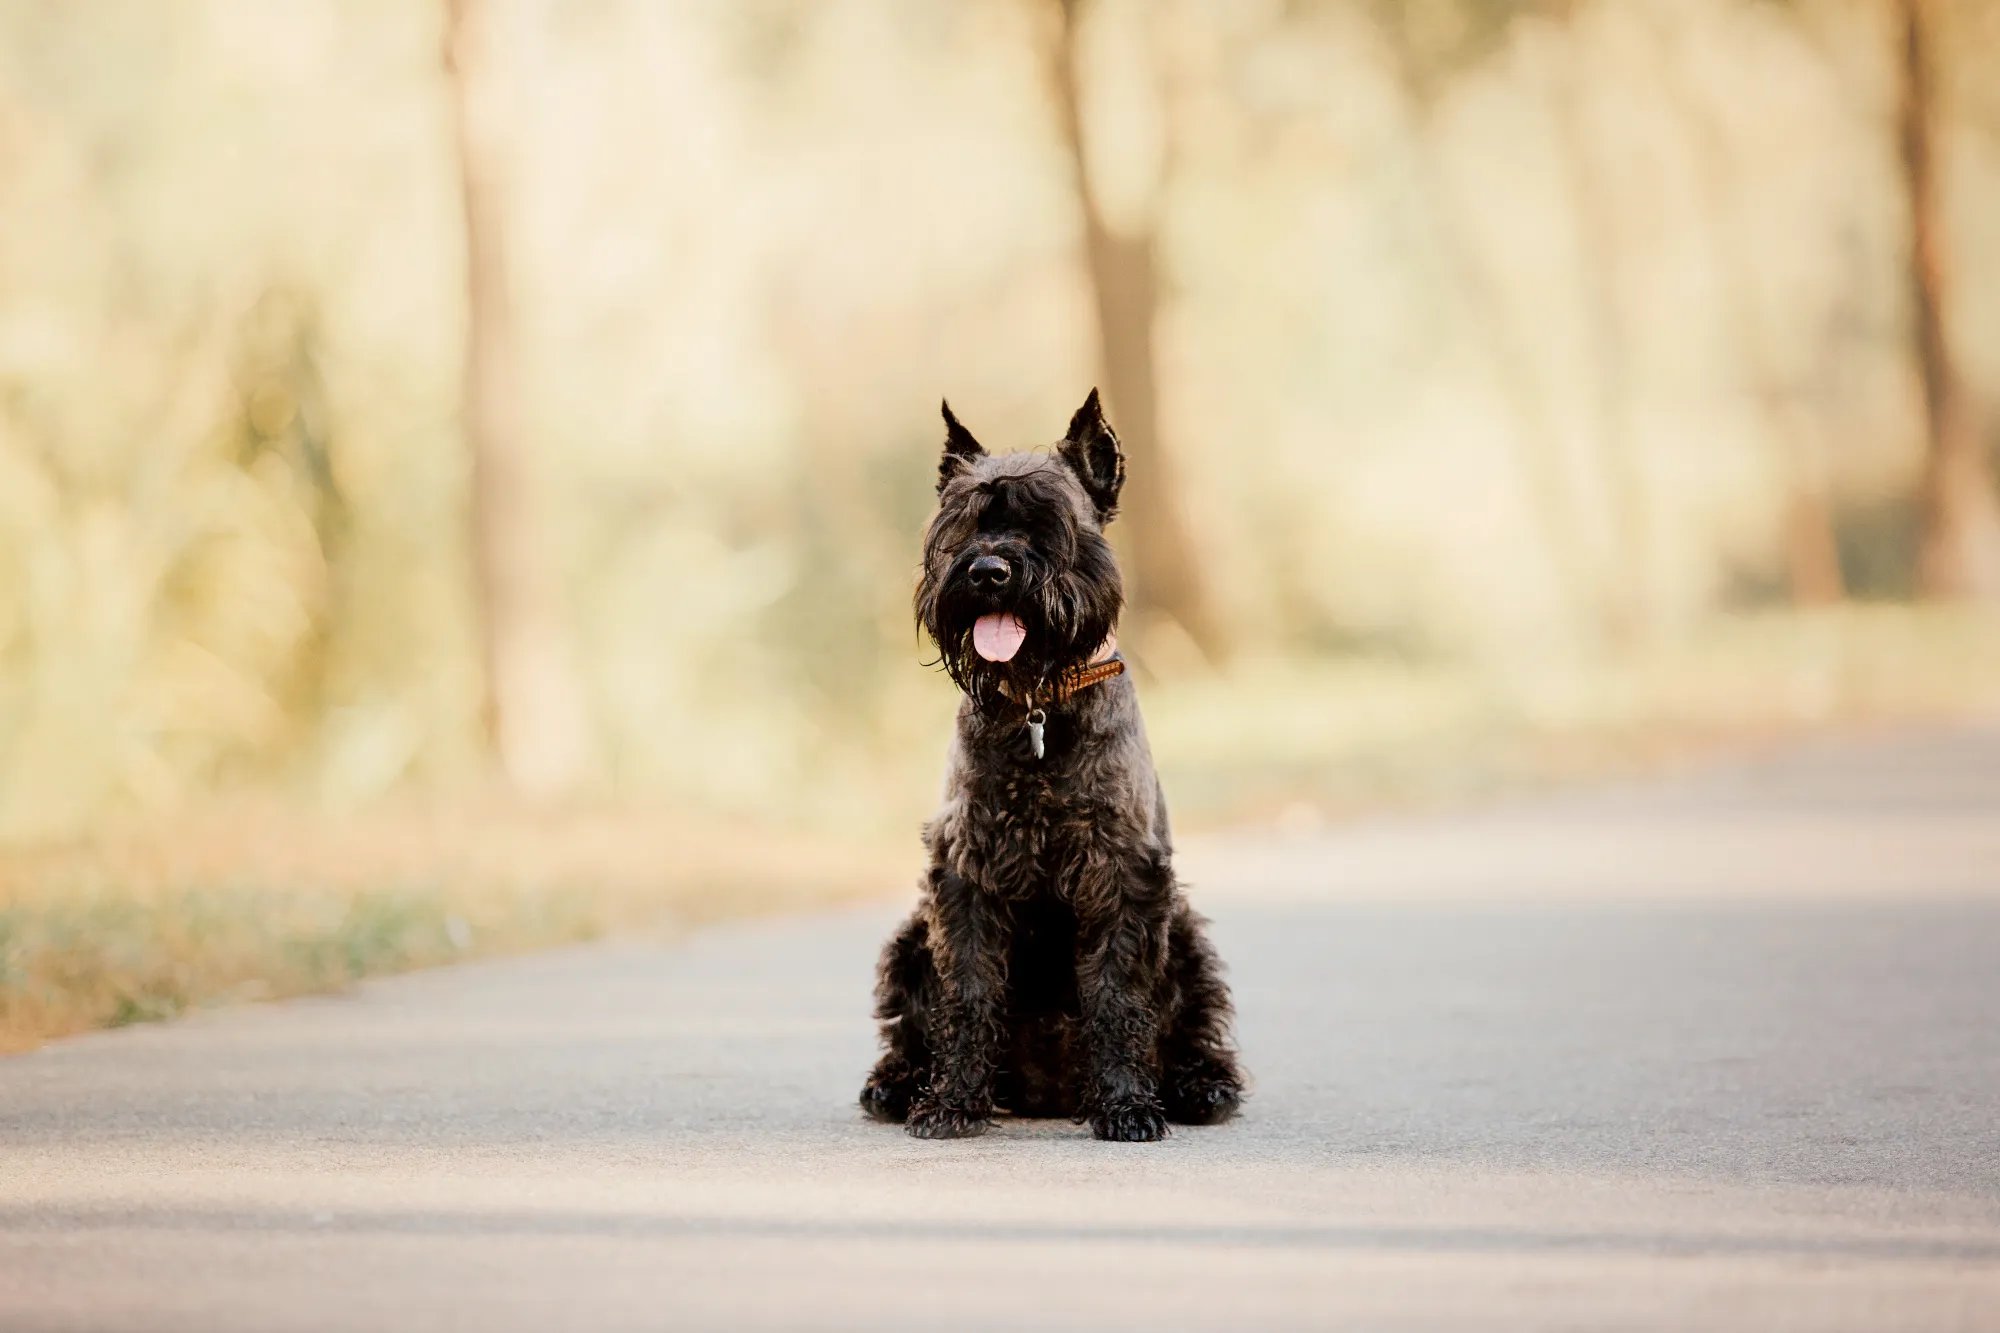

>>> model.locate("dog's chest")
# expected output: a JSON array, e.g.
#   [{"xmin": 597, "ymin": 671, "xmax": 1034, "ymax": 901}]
[
  {"xmin": 962, "ymin": 770, "xmax": 1109, "ymax": 900},
  {"xmin": 943, "ymin": 698, "xmax": 1149, "ymax": 900}
]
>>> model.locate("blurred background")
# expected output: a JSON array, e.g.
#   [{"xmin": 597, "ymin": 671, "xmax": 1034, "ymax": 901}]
[{"xmin": 5, "ymin": 0, "xmax": 2000, "ymax": 1046}]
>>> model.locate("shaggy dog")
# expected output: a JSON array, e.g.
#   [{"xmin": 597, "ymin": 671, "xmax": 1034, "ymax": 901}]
[{"xmin": 859, "ymin": 390, "xmax": 1245, "ymax": 1141}]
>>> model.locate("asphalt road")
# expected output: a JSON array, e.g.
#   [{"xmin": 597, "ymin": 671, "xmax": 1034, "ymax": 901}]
[{"xmin": 5, "ymin": 727, "xmax": 2000, "ymax": 1331}]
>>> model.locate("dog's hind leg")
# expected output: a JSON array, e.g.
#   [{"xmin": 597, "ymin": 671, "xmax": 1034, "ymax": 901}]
[
  {"xmin": 860, "ymin": 910, "xmax": 934, "ymax": 1124},
  {"xmin": 1158, "ymin": 901, "xmax": 1245, "ymax": 1126}
]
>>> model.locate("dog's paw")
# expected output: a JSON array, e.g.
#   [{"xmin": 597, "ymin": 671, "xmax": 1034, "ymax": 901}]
[
  {"xmin": 1092, "ymin": 1101, "xmax": 1170, "ymax": 1142},
  {"xmin": 859, "ymin": 1079, "xmax": 912, "ymax": 1124},
  {"xmin": 1164, "ymin": 1080, "xmax": 1242, "ymax": 1126},
  {"xmin": 905, "ymin": 1099, "xmax": 990, "ymax": 1140}
]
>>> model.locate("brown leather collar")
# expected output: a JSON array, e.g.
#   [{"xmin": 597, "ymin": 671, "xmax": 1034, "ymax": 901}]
[{"xmin": 995, "ymin": 639, "xmax": 1125, "ymax": 706}]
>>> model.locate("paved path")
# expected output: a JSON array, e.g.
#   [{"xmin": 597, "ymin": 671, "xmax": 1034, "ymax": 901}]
[{"xmin": 5, "ymin": 727, "xmax": 2000, "ymax": 1331}]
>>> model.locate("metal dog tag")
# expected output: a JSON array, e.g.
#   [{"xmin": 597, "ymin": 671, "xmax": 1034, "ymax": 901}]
[{"xmin": 1025, "ymin": 707, "xmax": 1046, "ymax": 760}]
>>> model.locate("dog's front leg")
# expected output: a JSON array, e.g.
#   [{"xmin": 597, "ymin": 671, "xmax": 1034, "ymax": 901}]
[
  {"xmin": 907, "ymin": 865, "xmax": 1008, "ymax": 1139},
  {"xmin": 1076, "ymin": 855, "xmax": 1173, "ymax": 1142}
]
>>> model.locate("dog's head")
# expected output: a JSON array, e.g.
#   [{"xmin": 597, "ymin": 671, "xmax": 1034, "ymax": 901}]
[{"xmin": 916, "ymin": 389, "xmax": 1126, "ymax": 700}]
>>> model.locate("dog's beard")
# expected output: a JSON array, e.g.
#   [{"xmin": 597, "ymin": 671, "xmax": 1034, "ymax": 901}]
[{"xmin": 920, "ymin": 554, "xmax": 1119, "ymax": 703}]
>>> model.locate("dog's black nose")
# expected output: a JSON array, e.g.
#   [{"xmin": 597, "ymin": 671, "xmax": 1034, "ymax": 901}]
[{"xmin": 968, "ymin": 555, "xmax": 1012, "ymax": 590}]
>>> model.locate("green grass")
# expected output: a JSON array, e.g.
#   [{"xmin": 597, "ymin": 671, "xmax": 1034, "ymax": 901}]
[
  {"xmin": 0, "ymin": 807, "xmax": 906, "ymax": 1053},
  {"xmin": 0, "ymin": 880, "xmax": 592, "ymax": 1049},
  {"xmin": 1144, "ymin": 604, "xmax": 2000, "ymax": 825}
]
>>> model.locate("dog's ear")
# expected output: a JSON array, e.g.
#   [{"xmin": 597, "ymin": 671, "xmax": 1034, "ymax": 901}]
[
  {"xmin": 1057, "ymin": 388, "xmax": 1125, "ymax": 521},
  {"xmin": 938, "ymin": 399, "xmax": 985, "ymax": 493}
]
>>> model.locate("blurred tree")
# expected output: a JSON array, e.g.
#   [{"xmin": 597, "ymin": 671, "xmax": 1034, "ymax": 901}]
[
  {"xmin": 1896, "ymin": 0, "xmax": 2000, "ymax": 601},
  {"xmin": 226, "ymin": 292, "xmax": 355, "ymax": 727},
  {"xmin": 1649, "ymin": 7, "xmax": 1845, "ymax": 605},
  {"xmin": 1543, "ymin": 17, "xmax": 1652, "ymax": 638},
  {"xmin": 1046, "ymin": 0, "xmax": 1222, "ymax": 661},
  {"xmin": 444, "ymin": 0, "xmax": 594, "ymax": 791},
  {"xmin": 1361, "ymin": 0, "xmax": 1611, "ymax": 642}
]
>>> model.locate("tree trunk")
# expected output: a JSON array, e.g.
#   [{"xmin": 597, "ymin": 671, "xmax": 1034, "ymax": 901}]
[
  {"xmin": 1774, "ymin": 395, "xmax": 1847, "ymax": 605},
  {"xmin": 444, "ymin": 0, "xmax": 592, "ymax": 792},
  {"xmin": 1048, "ymin": 0, "xmax": 1221, "ymax": 661},
  {"xmin": 1898, "ymin": 0, "xmax": 2000, "ymax": 601}
]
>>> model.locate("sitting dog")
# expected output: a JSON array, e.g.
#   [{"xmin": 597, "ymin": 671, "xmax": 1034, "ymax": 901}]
[{"xmin": 859, "ymin": 390, "xmax": 1245, "ymax": 1141}]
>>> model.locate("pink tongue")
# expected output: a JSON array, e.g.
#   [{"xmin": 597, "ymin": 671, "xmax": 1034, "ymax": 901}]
[{"xmin": 972, "ymin": 612, "xmax": 1027, "ymax": 663}]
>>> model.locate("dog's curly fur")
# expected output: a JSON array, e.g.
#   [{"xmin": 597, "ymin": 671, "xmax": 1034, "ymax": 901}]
[{"xmin": 860, "ymin": 390, "xmax": 1245, "ymax": 1142}]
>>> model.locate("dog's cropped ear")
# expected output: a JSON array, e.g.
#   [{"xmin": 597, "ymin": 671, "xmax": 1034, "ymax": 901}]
[
  {"xmin": 938, "ymin": 399, "xmax": 986, "ymax": 493},
  {"xmin": 1057, "ymin": 388, "xmax": 1125, "ymax": 521}
]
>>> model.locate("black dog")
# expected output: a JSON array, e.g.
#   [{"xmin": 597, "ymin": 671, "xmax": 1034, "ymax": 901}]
[{"xmin": 859, "ymin": 390, "xmax": 1244, "ymax": 1142}]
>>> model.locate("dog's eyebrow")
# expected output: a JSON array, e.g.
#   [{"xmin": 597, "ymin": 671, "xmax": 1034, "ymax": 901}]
[
  {"xmin": 923, "ymin": 500, "xmax": 978, "ymax": 554},
  {"xmin": 975, "ymin": 481, "xmax": 1022, "ymax": 526}
]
